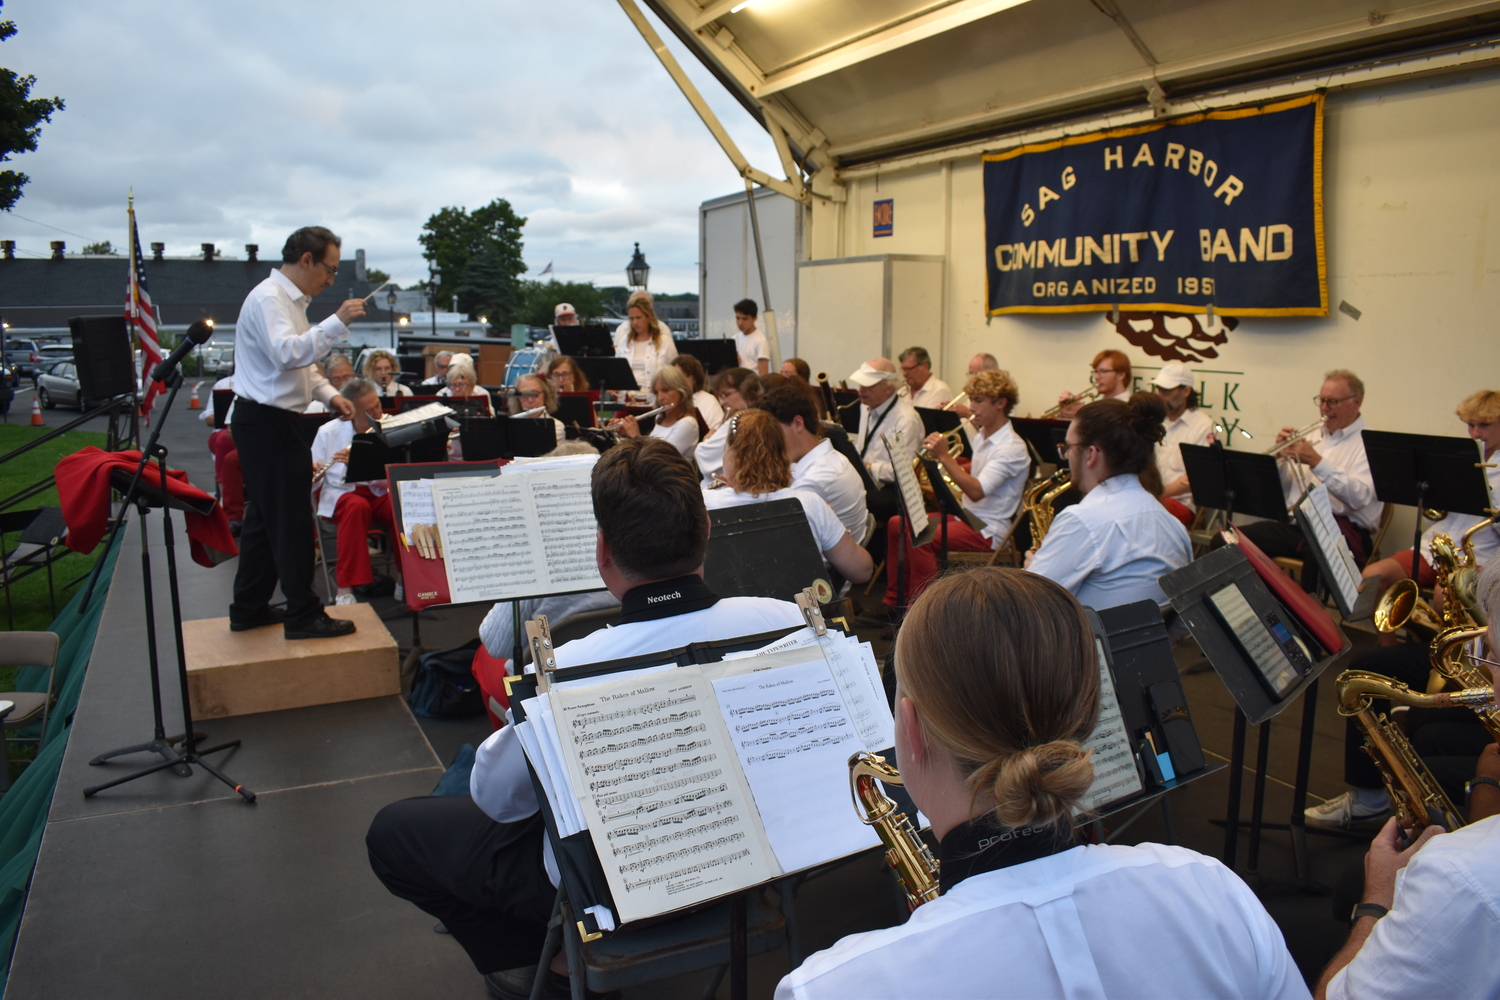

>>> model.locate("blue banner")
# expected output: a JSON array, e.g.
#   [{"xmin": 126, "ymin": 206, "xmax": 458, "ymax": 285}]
[{"xmin": 983, "ymin": 94, "xmax": 1325, "ymax": 317}]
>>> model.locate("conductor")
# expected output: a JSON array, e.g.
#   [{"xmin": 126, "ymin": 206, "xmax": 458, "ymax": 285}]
[{"xmin": 227, "ymin": 226, "xmax": 366, "ymax": 640}]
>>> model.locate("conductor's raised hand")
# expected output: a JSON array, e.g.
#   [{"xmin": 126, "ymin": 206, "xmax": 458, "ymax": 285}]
[
  {"xmin": 328, "ymin": 394, "xmax": 356, "ymax": 418},
  {"xmin": 335, "ymin": 298, "xmax": 367, "ymax": 325}
]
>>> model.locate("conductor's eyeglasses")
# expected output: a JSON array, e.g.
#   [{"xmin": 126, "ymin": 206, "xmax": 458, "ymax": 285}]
[{"xmin": 317, "ymin": 260, "xmax": 338, "ymax": 277}]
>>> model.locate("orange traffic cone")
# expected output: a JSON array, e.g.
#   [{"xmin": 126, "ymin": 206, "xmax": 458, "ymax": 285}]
[
  {"xmin": 189, "ymin": 382, "xmax": 202, "ymax": 409},
  {"xmin": 29, "ymin": 395, "xmax": 43, "ymax": 426}
]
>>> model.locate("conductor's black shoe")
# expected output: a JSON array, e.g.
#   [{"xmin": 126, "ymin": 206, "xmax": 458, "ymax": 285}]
[
  {"xmin": 229, "ymin": 605, "xmax": 284, "ymax": 632},
  {"xmin": 283, "ymin": 613, "xmax": 356, "ymax": 640}
]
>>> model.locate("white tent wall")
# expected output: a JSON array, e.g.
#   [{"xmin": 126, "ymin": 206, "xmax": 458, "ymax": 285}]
[
  {"xmin": 699, "ymin": 187, "xmax": 802, "ymax": 362},
  {"xmin": 789, "ymin": 66, "xmax": 1500, "ymax": 552}
]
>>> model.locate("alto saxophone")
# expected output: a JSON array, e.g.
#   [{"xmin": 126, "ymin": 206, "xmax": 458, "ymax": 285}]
[
  {"xmin": 1430, "ymin": 625, "xmax": 1500, "ymax": 738},
  {"xmin": 849, "ymin": 751, "xmax": 939, "ymax": 909},
  {"xmin": 1335, "ymin": 670, "xmax": 1496, "ymax": 833},
  {"xmin": 1022, "ymin": 470, "xmax": 1073, "ymax": 548}
]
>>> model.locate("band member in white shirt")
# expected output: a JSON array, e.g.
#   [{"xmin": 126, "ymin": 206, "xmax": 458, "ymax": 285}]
[
  {"xmin": 849, "ymin": 359, "xmax": 925, "ymax": 547},
  {"xmin": 759, "ymin": 384, "xmax": 869, "ymax": 544},
  {"xmin": 552, "ymin": 302, "xmax": 579, "ymax": 326},
  {"xmin": 672, "ymin": 354, "xmax": 724, "ymax": 430},
  {"xmin": 696, "ymin": 368, "xmax": 761, "ymax": 485},
  {"xmin": 1028, "ymin": 394, "xmax": 1193, "ymax": 609},
  {"xmin": 613, "ymin": 292, "xmax": 678, "ymax": 390},
  {"xmin": 1055, "ymin": 349, "xmax": 1132, "ymax": 419},
  {"xmin": 303, "ymin": 353, "xmax": 355, "ymax": 414},
  {"xmin": 778, "ymin": 569, "xmax": 1307, "ymax": 1000},
  {"xmin": 732, "ymin": 298, "xmax": 771, "ymax": 375},
  {"xmin": 228, "ymin": 226, "xmax": 364, "ymax": 639},
  {"xmin": 363, "ymin": 348, "xmax": 412, "ymax": 397},
  {"xmin": 436, "ymin": 354, "xmax": 491, "ymax": 404},
  {"xmin": 883, "ymin": 369, "xmax": 1030, "ymax": 608},
  {"xmin": 310, "ymin": 379, "xmax": 395, "ymax": 605},
  {"xmin": 513, "ymin": 374, "xmax": 565, "ymax": 448},
  {"xmin": 420, "ymin": 350, "xmax": 453, "ymax": 389},
  {"xmin": 1238, "ymin": 369, "xmax": 1383, "ymax": 592},
  {"xmin": 1152, "ymin": 360, "xmax": 1215, "ymax": 511},
  {"xmin": 899, "ymin": 346, "xmax": 953, "ymax": 409},
  {"xmin": 610, "ymin": 365, "xmax": 698, "ymax": 457}
]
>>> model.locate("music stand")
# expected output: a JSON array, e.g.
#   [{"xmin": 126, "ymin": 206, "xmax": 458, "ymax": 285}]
[
  {"xmin": 297, "ymin": 412, "xmax": 336, "ymax": 448},
  {"xmin": 552, "ymin": 324, "xmax": 615, "ymax": 358},
  {"xmin": 705, "ymin": 499, "xmax": 834, "ymax": 603},
  {"xmin": 832, "ymin": 390, "xmax": 861, "ymax": 434},
  {"xmin": 458, "ymin": 417, "xmax": 558, "ymax": 462},
  {"xmin": 573, "ymin": 357, "xmax": 638, "ymax": 395},
  {"xmin": 554, "ymin": 395, "xmax": 594, "ymax": 429},
  {"xmin": 674, "ymin": 338, "xmax": 738, "ymax": 374},
  {"xmin": 917, "ymin": 455, "xmax": 983, "ymax": 572},
  {"xmin": 212, "ymin": 389, "xmax": 234, "ymax": 428},
  {"xmin": 1010, "ymin": 417, "xmax": 1069, "ymax": 468},
  {"xmin": 1179, "ymin": 443, "xmax": 1289, "ymax": 524},
  {"xmin": 914, "ymin": 407, "xmax": 971, "ymax": 455},
  {"xmin": 1362, "ymin": 430, "xmax": 1494, "ymax": 581}
]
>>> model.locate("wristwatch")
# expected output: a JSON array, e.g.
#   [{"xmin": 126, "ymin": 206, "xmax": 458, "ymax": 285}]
[{"xmin": 1465, "ymin": 775, "xmax": 1500, "ymax": 801}]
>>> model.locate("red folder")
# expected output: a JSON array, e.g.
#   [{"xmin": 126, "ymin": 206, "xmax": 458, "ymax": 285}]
[
  {"xmin": 388, "ymin": 459, "xmax": 505, "ymax": 610},
  {"xmin": 1222, "ymin": 525, "xmax": 1345, "ymax": 656}
]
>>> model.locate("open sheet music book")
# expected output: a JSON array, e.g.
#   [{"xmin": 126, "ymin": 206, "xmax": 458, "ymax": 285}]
[
  {"xmin": 1076, "ymin": 633, "xmax": 1145, "ymax": 813},
  {"xmin": 514, "ymin": 625, "xmax": 893, "ymax": 927},
  {"xmin": 884, "ymin": 430, "xmax": 930, "ymax": 539},
  {"xmin": 1294, "ymin": 483, "xmax": 1372, "ymax": 619},
  {"xmin": 378, "ymin": 401, "xmax": 454, "ymax": 430},
  {"xmin": 428, "ymin": 453, "xmax": 605, "ymax": 603}
]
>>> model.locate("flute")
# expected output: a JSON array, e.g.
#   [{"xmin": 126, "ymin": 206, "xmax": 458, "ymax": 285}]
[
  {"xmin": 608, "ymin": 403, "xmax": 669, "ymax": 426},
  {"xmin": 513, "ymin": 405, "xmax": 548, "ymax": 418}
]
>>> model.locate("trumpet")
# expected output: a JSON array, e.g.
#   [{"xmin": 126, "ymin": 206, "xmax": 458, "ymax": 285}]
[
  {"xmin": 1039, "ymin": 385, "xmax": 1099, "ymax": 419},
  {"xmin": 914, "ymin": 428, "xmax": 965, "ymax": 504},
  {"xmin": 849, "ymin": 752, "xmax": 939, "ymax": 909},
  {"xmin": 1263, "ymin": 419, "xmax": 1323, "ymax": 456}
]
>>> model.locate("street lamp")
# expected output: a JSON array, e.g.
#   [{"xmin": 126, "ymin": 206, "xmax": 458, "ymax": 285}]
[
  {"xmin": 386, "ymin": 288, "xmax": 398, "ymax": 345},
  {"xmin": 626, "ymin": 243, "xmax": 649, "ymax": 290}
]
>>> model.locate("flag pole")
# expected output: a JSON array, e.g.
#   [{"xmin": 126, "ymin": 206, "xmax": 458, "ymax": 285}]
[{"xmin": 128, "ymin": 189, "xmax": 143, "ymax": 444}]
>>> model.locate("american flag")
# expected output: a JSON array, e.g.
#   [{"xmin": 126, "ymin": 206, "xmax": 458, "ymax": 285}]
[
  {"xmin": 537, "ymin": 261, "xmax": 553, "ymax": 277},
  {"xmin": 126, "ymin": 205, "xmax": 163, "ymax": 420}
]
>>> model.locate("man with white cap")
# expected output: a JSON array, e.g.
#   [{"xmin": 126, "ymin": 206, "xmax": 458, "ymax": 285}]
[
  {"xmin": 849, "ymin": 357, "xmax": 925, "ymax": 545},
  {"xmin": 553, "ymin": 303, "xmax": 579, "ymax": 326},
  {"xmin": 1153, "ymin": 360, "xmax": 1215, "ymax": 510}
]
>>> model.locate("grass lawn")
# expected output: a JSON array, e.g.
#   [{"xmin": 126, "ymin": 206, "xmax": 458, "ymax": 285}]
[{"xmin": 0, "ymin": 423, "xmax": 109, "ymax": 694}]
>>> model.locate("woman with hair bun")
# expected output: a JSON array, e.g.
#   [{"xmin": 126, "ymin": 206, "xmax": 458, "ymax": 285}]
[
  {"xmin": 1027, "ymin": 392, "xmax": 1191, "ymax": 609},
  {"xmin": 777, "ymin": 569, "xmax": 1305, "ymax": 1000}
]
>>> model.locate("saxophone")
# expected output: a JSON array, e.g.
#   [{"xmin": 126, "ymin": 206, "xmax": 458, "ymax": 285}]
[
  {"xmin": 1335, "ymin": 670, "xmax": 1496, "ymax": 833},
  {"xmin": 1430, "ymin": 625, "xmax": 1500, "ymax": 738},
  {"xmin": 849, "ymin": 751, "xmax": 940, "ymax": 909},
  {"xmin": 1022, "ymin": 470, "xmax": 1073, "ymax": 548}
]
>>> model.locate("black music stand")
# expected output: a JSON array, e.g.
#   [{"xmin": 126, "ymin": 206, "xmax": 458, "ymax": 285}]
[
  {"xmin": 552, "ymin": 324, "xmax": 615, "ymax": 358},
  {"xmin": 554, "ymin": 395, "xmax": 594, "ymax": 429},
  {"xmin": 914, "ymin": 406, "xmax": 969, "ymax": 450},
  {"xmin": 705, "ymin": 499, "xmax": 832, "ymax": 603},
  {"xmin": 80, "ymin": 369, "xmax": 253, "ymax": 801},
  {"xmin": 1162, "ymin": 546, "xmax": 1349, "ymax": 885},
  {"xmin": 674, "ymin": 338, "xmax": 737, "ymax": 375},
  {"xmin": 1362, "ymin": 430, "xmax": 1494, "ymax": 581},
  {"xmin": 890, "ymin": 451, "xmax": 936, "ymax": 610},
  {"xmin": 211, "ymin": 389, "xmax": 234, "ymax": 428},
  {"xmin": 1179, "ymin": 443, "xmax": 1289, "ymax": 524},
  {"xmin": 458, "ymin": 417, "xmax": 557, "ymax": 462},
  {"xmin": 832, "ymin": 390, "xmax": 861, "ymax": 434},
  {"xmin": 574, "ymin": 357, "xmax": 638, "ymax": 396}
]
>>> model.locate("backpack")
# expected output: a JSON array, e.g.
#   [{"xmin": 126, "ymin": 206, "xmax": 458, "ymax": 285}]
[{"xmin": 407, "ymin": 638, "xmax": 484, "ymax": 718}]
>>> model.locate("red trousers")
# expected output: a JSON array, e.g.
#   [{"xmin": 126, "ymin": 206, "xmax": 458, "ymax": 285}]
[
  {"xmin": 329, "ymin": 486, "xmax": 395, "ymax": 588},
  {"xmin": 1389, "ymin": 549, "xmax": 1437, "ymax": 587},
  {"xmin": 885, "ymin": 513, "xmax": 994, "ymax": 607},
  {"xmin": 208, "ymin": 429, "xmax": 244, "ymax": 521}
]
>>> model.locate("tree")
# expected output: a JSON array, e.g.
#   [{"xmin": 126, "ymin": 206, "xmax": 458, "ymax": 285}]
[
  {"xmin": 0, "ymin": 7, "xmax": 63, "ymax": 211},
  {"xmin": 366, "ymin": 267, "xmax": 392, "ymax": 287},
  {"xmin": 82, "ymin": 240, "xmax": 115, "ymax": 255},
  {"xmin": 515, "ymin": 279, "xmax": 606, "ymax": 326},
  {"xmin": 418, "ymin": 198, "xmax": 527, "ymax": 322}
]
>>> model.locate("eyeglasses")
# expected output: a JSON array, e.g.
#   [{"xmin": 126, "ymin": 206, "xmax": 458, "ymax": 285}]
[
  {"xmin": 317, "ymin": 260, "xmax": 338, "ymax": 277},
  {"xmin": 519, "ymin": 391, "xmax": 541, "ymax": 400},
  {"xmin": 899, "ymin": 363, "xmax": 924, "ymax": 373},
  {"xmin": 1091, "ymin": 367, "xmax": 1118, "ymax": 376},
  {"xmin": 1055, "ymin": 440, "xmax": 1082, "ymax": 459},
  {"xmin": 1313, "ymin": 395, "xmax": 1356, "ymax": 407}
]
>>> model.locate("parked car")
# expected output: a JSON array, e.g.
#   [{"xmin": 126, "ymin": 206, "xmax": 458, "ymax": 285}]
[
  {"xmin": 200, "ymin": 333, "xmax": 235, "ymax": 375},
  {"xmin": 36, "ymin": 343, "xmax": 73, "ymax": 365},
  {"xmin": 36, "ymin": 358, "xmax": 93, "ymax": 410},
  {"xmin": 3, "ymin": 337, "xmax": 43, "ymax": 378}
]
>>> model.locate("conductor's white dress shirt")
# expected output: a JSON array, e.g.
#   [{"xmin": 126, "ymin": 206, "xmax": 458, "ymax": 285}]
[{"xmin": 231, "ymin": 269, "xmax": 347, "ymax": 412}]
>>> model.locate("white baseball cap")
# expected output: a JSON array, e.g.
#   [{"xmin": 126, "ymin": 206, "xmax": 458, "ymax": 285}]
[
  {"xmin": 1153, "ymin": 361, "xmax": 1195, "ymax": 389},
  {"xmin": 847, "ymin": 362, "xmax": 900, "ymax": 388},
  {"xmin": 554, "ymin": 302, "xmax": 576, "ymax": 318}
]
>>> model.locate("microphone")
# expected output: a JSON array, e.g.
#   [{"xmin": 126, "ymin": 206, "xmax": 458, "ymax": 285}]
[{"xmin": 152, "ymin": 319, "xmax": 215, "ymax": 383}]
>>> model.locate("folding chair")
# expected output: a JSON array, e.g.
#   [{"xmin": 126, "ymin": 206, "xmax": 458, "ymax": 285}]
[{"xmin": 0, "ymin": 630, "xmax": 61, "ymax": 792}]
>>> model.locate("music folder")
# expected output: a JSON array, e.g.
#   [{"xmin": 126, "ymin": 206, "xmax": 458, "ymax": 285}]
[
  {"xmin": 1293, "ymin": 484, "xmax": 1379, "ymax": 621},
  {"xmin": 705, "ymin": 498, "xmax": 834, "ymax": 604},
  {"xmin": 573, "ymin": 357, "xmax": 639, "ymax": 394}
]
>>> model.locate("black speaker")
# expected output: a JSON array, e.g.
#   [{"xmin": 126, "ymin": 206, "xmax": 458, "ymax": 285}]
[{"xmin": 68, "ymin": 315, "xmax": 137, "ymax": 401}]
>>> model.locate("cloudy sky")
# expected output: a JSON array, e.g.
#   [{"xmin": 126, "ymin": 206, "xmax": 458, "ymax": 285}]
[{"xmin": 0, "ymin": 0, "xmax": 779, "ymax": 293}]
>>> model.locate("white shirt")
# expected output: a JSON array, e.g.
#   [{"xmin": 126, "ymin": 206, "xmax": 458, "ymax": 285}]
[
  {"xmin": 694, "ymin": 390, "xmax": 724, "ymax": 431},
  {"xmin": 703, "ymin": 486, "xmax": 849, "ymax": 554},
  {"xmin": 854, "ymin": 393, "xmax": 925, "ymax": 489},
  {"xmin": 613, "ymin": 324, "xmax": 678, "ymax": 389},
  {"xmin": 1029, "ymin": 474, "xmax": 1192, "ymax": 609},
  {"xmin": 1155, "ymin": 407, "xmax": 1216, "ymax": 511},
  {"xmin": 1420, "ymin": 452, "xmax": 1500, "ymax": 566},
  {"xmin": 909, "ymin": 375, "xmax": 953, "ymax": 410},
  {"xmin": 1278, "ymin": 416, "xmax": 1383, "ymax": 532},
  {"xmin": 778, "ymin": 842, "xmax": 1309, "ymax": 1000},
  {"xmin": 791, "ymin": 438, "xmax": 870, "ymax": 544},
  {"xmin": 477, "ymin": 590, "xmax": 620, "ymax": 661},
  {"xmin": 649, "ymin": 415, "xmax": 699, "ymax": 457},
  {"xmin": 734, "ymin": 326, "xmax": 770, "ymax": 370},
  {"xmin": 962, "ymin": 420, "xmax": 1030, "ymax": 542},
  {"xmin": 310, "ymin": 417, "xmax": 387, "ymax": 519},
  {"xmin": 436, "ymin": 384, "xmax": 491, "ymax": 400},
  {"xmin": 1326, "ymin": 815, "xmax": 1500, "ymax": 1000},
  {"xmin": 231, "ymin": 270, "xmax": 348, "ymax": 412},
  {"xmin": 696, "ymin": 427, "xmax": 728, "ymax": 484},
  {"xmin": 380, "ymin": 380, "xmax": 413, "ymax": 397},
  {"xmin": 470, "ymin": 595, "xmax": 806, "ymax": 885}
]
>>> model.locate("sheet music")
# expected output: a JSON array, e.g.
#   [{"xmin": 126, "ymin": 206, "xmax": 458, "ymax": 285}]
[
  {"xmin": 1076, "ymin": 636, "xmax": 1144, "ymax": 813},
  {"xmin": 552, "ymin": 669, "xmax": 776, "ymax": 924},
  {"xmin": 886, "ymin": 431, "xmax": 929, "ymax": 538},
  {"xmin": 380, "ymin": 401, "xmax": 454, "ymax": 429},
  {"xmin": 1297, "ymin": 484, "xmax": 1363, "ymax": 614},
  {"xmin": 711, "ymin": 655, "xmax": 880, "ymax": 872},
  {"xmin": 396, "ymin": 479, "xmax": 437, "ymax": 534},
  {"xmin": 429, "ymin": 464, "xmax": 605, "ymax": 603}
]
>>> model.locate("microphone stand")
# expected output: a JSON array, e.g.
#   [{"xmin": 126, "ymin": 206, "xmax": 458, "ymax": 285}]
[{"xmin": 83, "ymin": 368, "xmax": 254, "ymax": 802}]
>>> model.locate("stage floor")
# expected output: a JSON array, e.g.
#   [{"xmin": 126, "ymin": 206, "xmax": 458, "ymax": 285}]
[{"xmin": 5, "ymin": 402, "xmax": 1372, "ymax": 998}]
